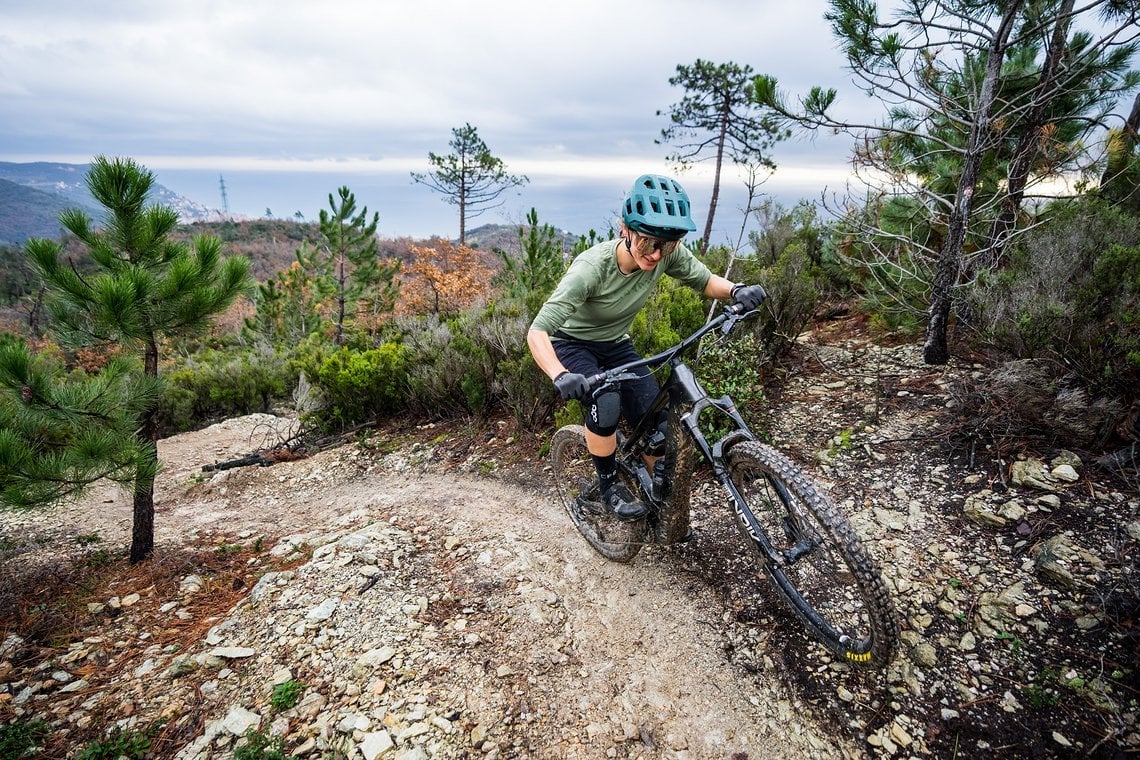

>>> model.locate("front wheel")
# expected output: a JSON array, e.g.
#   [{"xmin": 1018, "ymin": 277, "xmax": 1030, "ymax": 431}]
[
  {"xmin": 550, "ymin": 425, "xmax": 645, "ymax": 563},
  {"xmin": 725, "ymin": 440, "xmax": 898, "ymax": 667}
]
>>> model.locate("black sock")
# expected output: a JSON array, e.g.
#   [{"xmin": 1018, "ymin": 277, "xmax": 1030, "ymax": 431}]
[{"xmin": 591, "ymin": 453, "xmax": 617, "ymax": 494}]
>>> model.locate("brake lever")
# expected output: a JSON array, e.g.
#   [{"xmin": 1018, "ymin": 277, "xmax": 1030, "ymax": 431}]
[{"xmin": 720, "ymin": 304, "xmax": 762, "ymax": 336}]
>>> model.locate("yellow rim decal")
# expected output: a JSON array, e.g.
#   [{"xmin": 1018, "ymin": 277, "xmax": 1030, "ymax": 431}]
[{"xmin": 846, "ymin": 651, "xmax": 872, "ymax": 662}]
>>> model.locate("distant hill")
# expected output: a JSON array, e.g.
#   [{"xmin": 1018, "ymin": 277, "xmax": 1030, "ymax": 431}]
[
  {"xmin": 0, "ymin": 161, "xmax": 224, "ymax": 246},
  {"xmin": 464, "ymin": 223, "xmax": 582, "ymax": 253},
  {"xmin": 0, "ymin": 178, "xmax": 90, "ymax": 246}
]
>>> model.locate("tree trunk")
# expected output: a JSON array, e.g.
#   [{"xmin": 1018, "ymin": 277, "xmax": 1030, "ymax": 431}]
[
  {"xmin": 701, "ymin": 107, "xmax": 731, "ymax": 255},
  {"xmin": 335, "ymin": 253, "xmax": 347, "ymax": 346},
  {"xmin": 986, "ymin": 0, "xmax": 1075, "ymax": 264},
  {"xmin": 459, "ymin": 179, "xmax": 468, "ymax": 245},
  {"xmin": 130, "ymin": 337, "xmax": 160, "ymax": 563},
  {"xmin": 924, "ymin": 1, "xmax": 1023, "ymax": 365}
]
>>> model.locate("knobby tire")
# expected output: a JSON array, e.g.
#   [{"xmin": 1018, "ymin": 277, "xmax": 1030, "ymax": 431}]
[
  {"xmin": 550, "ymin": 425, "xmax": 645, "ymax": 563},
  {"xmin": 725, "ymin": 440, "xmax": 898, "ymax": 667}
]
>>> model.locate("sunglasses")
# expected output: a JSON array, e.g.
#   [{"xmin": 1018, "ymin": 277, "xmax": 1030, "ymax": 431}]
[{"xmin": 631, "ymin": 232, "xmax": 681, "ymax": 257}]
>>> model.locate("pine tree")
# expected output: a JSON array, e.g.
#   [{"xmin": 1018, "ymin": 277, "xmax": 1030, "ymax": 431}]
[
  {"xmin": 0, "ymin": 341, "xmax": 159, "ymax": 509},
  {"xmin": 20, "ymin": 155, "xmax": 251, "ymax": 562},
  {"xmin": 411, "ymin": 124, "xmax": 528, "ymax": 244}
]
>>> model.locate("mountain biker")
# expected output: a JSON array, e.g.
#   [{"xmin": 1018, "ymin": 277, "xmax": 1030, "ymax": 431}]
[{"xmin": 527, "ymin": 174, "xmax": 766, "ymax": 520}]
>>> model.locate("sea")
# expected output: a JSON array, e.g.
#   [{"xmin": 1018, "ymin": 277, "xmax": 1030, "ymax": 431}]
[{"xmin": 151, "ymin": 166, "xmax": 837, "ymax": 246}]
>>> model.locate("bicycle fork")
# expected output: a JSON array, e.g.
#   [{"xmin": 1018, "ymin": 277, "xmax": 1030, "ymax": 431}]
[{"xmin": 714, "ymin": 463, "xmax": 824, "ymax": 569}]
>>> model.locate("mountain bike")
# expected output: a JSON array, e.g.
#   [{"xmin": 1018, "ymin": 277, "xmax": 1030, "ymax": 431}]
[{"xmin": 549, "ymin": 304, "xmax": 898, "ymax": 667}]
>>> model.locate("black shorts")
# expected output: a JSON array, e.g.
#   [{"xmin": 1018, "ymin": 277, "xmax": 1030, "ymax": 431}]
[{"xmin": 552, "ymin": 334, "xmax": 662, "ymax": 434}]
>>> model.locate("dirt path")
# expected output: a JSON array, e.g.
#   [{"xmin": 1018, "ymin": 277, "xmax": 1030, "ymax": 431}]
[{"xmin": 6, "ymin": 413, "xmax": 847, "ymax": 758}]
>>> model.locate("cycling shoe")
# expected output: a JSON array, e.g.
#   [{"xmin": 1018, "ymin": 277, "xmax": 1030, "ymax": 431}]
[{"xmin": 602, "ymin": 483, "xmax": 649, "ymax": 521}]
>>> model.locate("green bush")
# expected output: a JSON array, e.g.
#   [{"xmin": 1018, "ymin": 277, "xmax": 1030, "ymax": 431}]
[
  {"xmin": 75, "ymin": 724, "xmax": 155, "ymax": 759},
  {"xmin": 270, "ymin": 679, "xmax": 304, "ymax": 711},
  {"xmin": 234, "ymin": 730, "xmax": 288, "ymax": 760},
  {"xmin": 0, "ymin": 720, "xmax": 48, "ymax": 758},
  {"xmin": 157, "ymin": 345, "xmax": 294, "ymax": 434},
  {"xmin": 752, "ymin": 244, "xmax": 822, "ymax": 361},
  {"xmin": 695, "ymin": 332, "xmax": 768, "ymax": 442},
  {"xmin": 308, "ymin": 342, "xmax": 408, "ymax": 430},
  {"xmin": 969, "ymin": 198, "xmax": 1140, "ymax": 399},
  {"xmin": 396, "ymin": 314, "xmax": 480, "ymax": 419},
  {"xmin": 629, "ymin": 276, "xmax": 705, "ymax": 357}
]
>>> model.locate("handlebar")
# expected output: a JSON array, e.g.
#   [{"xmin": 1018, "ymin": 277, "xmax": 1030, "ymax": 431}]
[{"xmin": 585, "ymin": 302, "xmax": 758, "ymax": 396}]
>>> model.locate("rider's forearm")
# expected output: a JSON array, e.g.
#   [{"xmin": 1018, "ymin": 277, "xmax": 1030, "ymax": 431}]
[
  {"xmin": 704, "ymin": 275, "xmax": 736, "ymax": 300},
  {"xmin": 527, "ymin": 329, "xmax": 569, "ymax": 380}
]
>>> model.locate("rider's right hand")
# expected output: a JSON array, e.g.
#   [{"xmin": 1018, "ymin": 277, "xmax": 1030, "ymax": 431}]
[{"xmin": 553, "ymin": 371, "xmax": 590, "ymax": 401}]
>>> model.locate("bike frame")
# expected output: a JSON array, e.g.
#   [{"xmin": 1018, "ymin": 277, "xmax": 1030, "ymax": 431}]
[{"xmin": 588, "ymin": 306, "xmax": 801, "ymax": 564}]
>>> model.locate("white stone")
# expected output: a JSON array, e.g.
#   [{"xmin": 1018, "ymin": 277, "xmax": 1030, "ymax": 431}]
[
  {"xmin": 220, "ymin": 705, "xmax": 261, "ymax": 736},
  {"xmin": 1051, "ymin": 464, "xmax": 1079, "ymax": 483},
  {"xmin": 306, "ymin": 597, "xmax": 339, "ymax": 621},
  {"xmin": 360, "ymin": 731, "xmax": 394, "ymax": 760},
  {"xmin": 211, "ymin": 647, "xmax": 255, "ymax": 659}
]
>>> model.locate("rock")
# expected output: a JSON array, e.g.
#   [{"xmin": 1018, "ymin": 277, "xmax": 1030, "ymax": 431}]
[
  {"xmin": 1011, "ymin": 459, "xmax": 1055, "ymax": 491},
  {"xmin": 360, "ymin": 731, "xmax": 394, "ymax": 760},
  {"xmin": 964, "ymin": 494, "xmax": 1006, "ymax": 528},
  {"xmin": 210, "ymin": 647, "xmax": 255, "ymax": 659},
  {"xmin": 998, "ymin": 500, "xmax": 1027, "ymax": 521},
  {"xmin": 0, "ymin": 634, "xmax": 24, "ymax": 659},
  {"xmin": 354, "ymin": 646, "xmax": 396, "ymax": 677},
  {"xmin": 1051, "ymin": 450, "xmax": 1082, "ymax": 468},
  {"xmin": 220, "ymin": 705, "xmax": 261, "ymax": 736},
  {"xmin": 1051, "ymin": 464, "xmax": 1079, "ymax": 483},
  {"xmin": 910, "ymin": 642, "xmax": 938, "ymax": 668},
  {"xmin": 306, "ymin": 597, "xmax": 340, "ymax": 622},
  {"xmin": 1032, "ymin": 535, "xmax": 1079, "ymax": 588}
]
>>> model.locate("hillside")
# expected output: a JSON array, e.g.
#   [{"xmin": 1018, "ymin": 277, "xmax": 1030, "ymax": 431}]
[
  {"xmin": 0, "ymin": 161, "xmax": 222, "ymax": 245},
  {"xmin": 0, "ymin": 178, "xmax": 88, "ymax": 246}
]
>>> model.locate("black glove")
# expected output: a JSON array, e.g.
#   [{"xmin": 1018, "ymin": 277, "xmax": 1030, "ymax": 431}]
[
  {"xmin": 553, "ymin": 371, "xmax": 590, "ymax": 401},
  {"xmin": 731, "ymin": 283, "xmax": 767, "ymax": 311}
]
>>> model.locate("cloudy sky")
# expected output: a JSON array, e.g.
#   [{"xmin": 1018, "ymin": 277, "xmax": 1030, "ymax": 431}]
[{"xmin": 2, "ymin": 0, "xmax": 880, "ymax": 239}]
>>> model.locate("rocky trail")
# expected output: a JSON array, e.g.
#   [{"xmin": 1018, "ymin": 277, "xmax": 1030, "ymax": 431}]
[{"xmin": 1, "ymin": 326, "xmax": 1137, "ymax": 759}]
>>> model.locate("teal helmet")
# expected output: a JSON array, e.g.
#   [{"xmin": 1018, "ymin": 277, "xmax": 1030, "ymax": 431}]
[{"xmin": 622, "ymin": 174, "xmax": 697, "ymax": 240}]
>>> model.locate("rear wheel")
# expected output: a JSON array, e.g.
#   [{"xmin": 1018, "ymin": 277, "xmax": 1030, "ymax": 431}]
[
  {"xmin": 725, "ymin": 440, "xmax": 898, "ymax": 667},
  {"xmin": 550, "ymin": 425, "xmax": 644, "ymax": 563}
]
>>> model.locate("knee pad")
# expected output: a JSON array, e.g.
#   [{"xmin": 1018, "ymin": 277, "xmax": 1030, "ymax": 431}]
[{"xmin": 585, "ymin": 391, "xmax": 621, "ymax": 436}]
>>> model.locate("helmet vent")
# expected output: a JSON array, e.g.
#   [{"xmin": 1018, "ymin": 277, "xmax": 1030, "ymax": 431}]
[
  {"xmin": 650, "ymin": 199, "xmax": 661, "ymax": 213},
  {"xmin": 665, "ymin": 200, "xmax": 675, "ymax": 216}
]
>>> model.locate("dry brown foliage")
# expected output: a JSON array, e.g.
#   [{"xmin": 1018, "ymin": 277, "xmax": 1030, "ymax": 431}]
[{"xmin": 397, "ymin": 240, "xmax": 495, "ymax": 316}]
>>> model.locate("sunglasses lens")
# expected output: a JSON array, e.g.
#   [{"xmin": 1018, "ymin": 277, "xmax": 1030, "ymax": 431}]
[{"xmin": 635, "ymin": 234, "xmax": 678, "ymax": 256}]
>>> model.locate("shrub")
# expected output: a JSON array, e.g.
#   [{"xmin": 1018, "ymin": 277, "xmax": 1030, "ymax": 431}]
[
  {"xmin": 0, "ymin": 720, "xmax": 48, "ymax": 758},
  {"xmin": 270, "ymin": 679, "xmax": 304, "ymax": 711},
  {"xmin": 968, "ymin": 198, "xmax": 1140, "ymax": 401},
  {"xmin": 233, "ymin": 730, "xmax": 288, "ymax": 760},
  {"xmin": 629, "ymin": 276, "xmax": 705, "ymax": 357},
  {"xmin": 752, "ymin": 244, "xmax": 822, "ymax": 361},
  {"xmin": 308, "ymin": 342, "xmax": 408, "ymax": 430},
  {"xmin": 157, "ymin": 345, "xmax": 294, "ymax": 434}
]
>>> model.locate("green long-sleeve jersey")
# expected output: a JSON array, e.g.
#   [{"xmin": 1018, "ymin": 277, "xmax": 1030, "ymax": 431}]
[{"xmin": 529, "ymin": 238, "xmax": 711, "ymax": 343}]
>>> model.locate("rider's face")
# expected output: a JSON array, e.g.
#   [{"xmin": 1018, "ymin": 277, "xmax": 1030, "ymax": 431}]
[{"xmin": 628, "ymin": 230, "xmax": 679, "ymax": 271}]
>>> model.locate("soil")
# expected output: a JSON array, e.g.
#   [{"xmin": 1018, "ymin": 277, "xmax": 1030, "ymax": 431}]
[{"xmin": 1, "ymin": 318, "xmax": 1138, "ymax": 758}]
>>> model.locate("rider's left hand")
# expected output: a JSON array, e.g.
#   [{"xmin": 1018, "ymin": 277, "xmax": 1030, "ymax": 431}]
[{"xmin": 731, "ymin": 283, "xmax": 766, "ymax": 311}]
